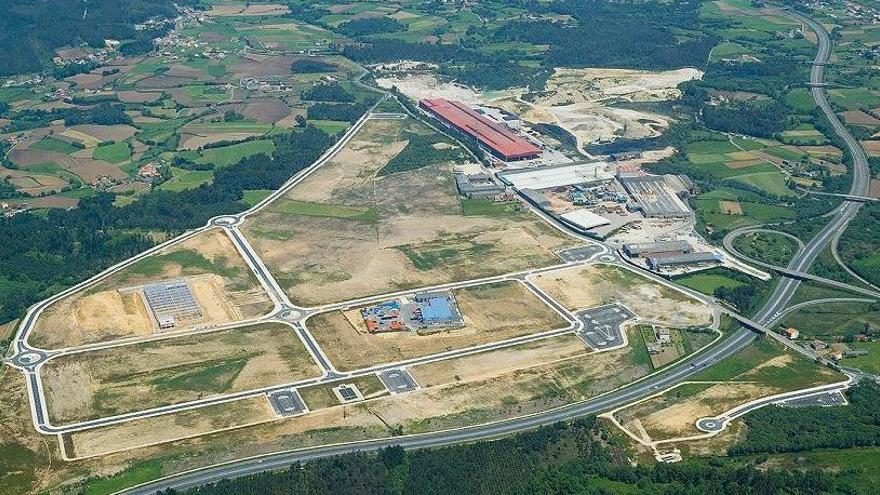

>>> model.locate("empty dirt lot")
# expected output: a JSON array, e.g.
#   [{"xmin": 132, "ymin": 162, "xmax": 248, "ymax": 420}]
[
  {"xmin": 40, "ymin": 322, "xmax": 321, "ymax": 424},
  {"xmin": 242, "ymin": 118, "xmax": 574, "ymax": 306},
  {"xmin": 530, "ymin": 264, "xmax": 713, "ymax": 327},
  {"xmin": 306, "ymin": 281, "xmax": 570, "ymax": 371},
  {"xmin": 68, "ymin": 395, "xmax": 276, "ymax": 459},
  {"xmin": 30, "ymin": 228, "xmax": 273, "ymax": 349}
]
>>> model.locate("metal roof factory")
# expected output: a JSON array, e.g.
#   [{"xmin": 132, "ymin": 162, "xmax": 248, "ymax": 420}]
[
  {"xmin": 497, "ymin": 161, "xmax": 615, "ymax": 190},
  {"xmin": 419, "ymin": 98, "xmax": 542, "ymax": 161}
]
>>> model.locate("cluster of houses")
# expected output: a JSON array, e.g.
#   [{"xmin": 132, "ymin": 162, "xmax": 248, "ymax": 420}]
[{"xmin": 782, "ymin": 326, "xmax": 872, "ymax": 362}]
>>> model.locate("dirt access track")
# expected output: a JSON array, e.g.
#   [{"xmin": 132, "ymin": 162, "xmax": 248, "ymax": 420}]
[
  {"xmin": 530, "ymin": 264, "xmax": 713, "ymax": 327},
  {"xmin": 40, "ymin": 322, "xmax": 321, "ymax": 425},
  {"xmin": 306, "ymin": 280, "xmax": 570, "ymax": 371},
  {"xmin": 241, "ymin": 117, "xmax": 576, "ymax": 306},
  {"xmin": 30, "ymin": 228, "xmax": 274, "ymax": 350}
]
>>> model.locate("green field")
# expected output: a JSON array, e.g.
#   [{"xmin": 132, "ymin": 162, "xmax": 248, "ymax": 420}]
[
  {"xmin": 778, "ymin": 123, "xmax": 827, "ymax": 146},
  {"xmin": 684, "ymin": 139, "xmax": 793, "ymax": 196},
  {"xmin": 708, "ymin": 41, "xmax": 752, "ymax": 62},
  {"xmin": 177, "ymin": 140, "xmax": 274, "ymax": 168},
  {"xmin": 136, "ymin": 118, "xmax": 188, "ymax": 144},
  {"xmin": 460, "ymin": 199, "xmax": 522, "ymax": 217},
  {"xmin": 673, "ymin": 268, "xmax": 747, "ymax": 295},
  {"xmin": 178, "ymin": 84, "xmax": 230, "ymax": 104},
  {"xmin": 844, "ymin": 341, "xmax": 880, "ymax": 375},
  {"xmin": 692, "ymin": 194, "xmax": 797, "ymax": 232},
  {"xmin": 309, "ymin": 119, "xmax": 350, "ymax": 135},
  {"xmin": 268, "ymin": 199, "xmax": 378, "ymax": 222},
  {"xmin": 778, "ymin": 301, "xmax": 880, "ymax": 339},
  {"xmin": 732, "ymin": 230, "xmax": 798, "ymax": 267},
  {"xmin": 157, "ymin": 167, "xmax": 213, "ymax": 192},
  {"xmin": 29, "ymin": 137, "xmax": 81, "ymax": 154},
  {"xmin": 783, "ymin": 88, "xmax": 816, "ymax": 112},
  {"xmin": 124, "ymin": 249, "xmax": 240, "ymax": 280},
  {"xmin": 82, "ymin": 459, "xmax": 163, "ymax": 495},
  {"xmin": 185, "ymin": 121, "xmax": 274, "ymax": 134},
  {"xmin": 728, "ymin": 171, "xmax": 792, "ymax": 197},
  {"xmin": 692, "ymin": 338, "xmax": 840, "ymax": 390},
  {"xmin": 827, "ymin": 88, "xmax": 880, "ymax": 110},
  {"xmin": 93, "ymin": 142, "xmax": 131, "ymax": 163},
  {"xmin": 241, "ymin": 189, "xmax": 273, "ymax": 207}
]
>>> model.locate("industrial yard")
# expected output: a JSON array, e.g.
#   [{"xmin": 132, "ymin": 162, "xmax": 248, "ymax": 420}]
[{"xmin": 307, "ymin": 281, "xmax": 569, "ymax": 371}]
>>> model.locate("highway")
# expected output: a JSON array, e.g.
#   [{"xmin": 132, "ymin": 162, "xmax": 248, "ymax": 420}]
[
  {"xmin": 723, "ymin": 226, "xmax": 880, "ymax": 299},
  {"xmin": 115, "ymin": 9, "xmax": 872, "ymax": 494}
]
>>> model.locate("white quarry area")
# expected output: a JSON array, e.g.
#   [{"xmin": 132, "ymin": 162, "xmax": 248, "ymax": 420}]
[{"xmin": 376, "ymin": 67, "xmax": 703, "ymax": 155}]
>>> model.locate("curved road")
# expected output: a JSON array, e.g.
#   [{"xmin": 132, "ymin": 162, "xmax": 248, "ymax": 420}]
[
  {"xmin": 110, "ymin": 9, "xmax": 868, "ymax": 494},
  {"xmin": 722, "ymin": 226, "xmax": 880, "ymax": 299}
]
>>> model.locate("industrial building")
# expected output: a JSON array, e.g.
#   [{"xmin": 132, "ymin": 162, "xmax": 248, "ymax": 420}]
[
  {"xmin": 623, "ymin": 240, "xmax": 692, "ymax": 258},
  {"xmin": 455, "ymin": 172, "xmax": 508, "ymax": 199},
  {"xmin": 619, "ymin": 175, "xmax": 691, "ymax": 218},
  {"xmin": 142, "ymin": 279, "xmax": 203, "ymax": 329},
  {"xmin": 360, "ymin": 291, "xmax": 463, "ymax": 333},
  {"xmin": 498, "ymin": 161, "xmax": 614, "ymax": 191},
  {"xmin": 646, "ymin": 252, "xmax": 722, "ymax": 271},
  {"xmin": 419, "ymin": 98, "xmax": 542, "ymax": 161},
  {"xmin": 559, "ymin": 209, "xmax": 611, "ymax": 232}
]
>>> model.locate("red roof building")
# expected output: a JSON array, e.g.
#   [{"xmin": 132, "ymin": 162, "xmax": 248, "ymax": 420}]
[{"xmin": 419, "ymin": 98, "xmax": 541, "ymax": 161}]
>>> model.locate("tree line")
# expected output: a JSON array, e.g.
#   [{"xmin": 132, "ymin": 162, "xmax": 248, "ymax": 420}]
[{"xmin": 730, "ymin": 382, "xmax": 880, "ymax": 455}]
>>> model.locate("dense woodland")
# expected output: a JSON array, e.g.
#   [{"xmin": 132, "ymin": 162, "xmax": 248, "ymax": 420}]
[
  {"xmin": 0, "ymin": 0, "xmax": 189, "ymax": 76},
  {"xmin": 378, "ymin": 132, "xmax": 466, "ymax": 176},
  {"xmin": 837, "ymin": 202, "xmax": 880, "ymax": 287},
  {"xmin": 336, "ymin": 0, "xmax": 715, "ymax": 91},
  {"xmin": 163, "ymin": 417, "xmax": 850, "ymax": 495},
  {"xmin": 731, "ymin": 382, "xmax": 880, "ymax": 455}
]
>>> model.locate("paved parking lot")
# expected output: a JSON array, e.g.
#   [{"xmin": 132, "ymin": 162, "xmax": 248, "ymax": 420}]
[
  {"xmin": 377, "ymin": 368, "xmax": 420, "ymax": 394},
  {"xmin": 267, "ymin": 389, "xmax": 308, "ymax": 417},
  {"xmin": 778, "ymin": 390, "xmax": 847, "ymax": 408},
  {"xmin": 557, "ymin": 245, "xmax": 604, "ymax": 263},
  {"xmin": 574, "ymin": 304, "xmax": 636, "ymax": 350}
]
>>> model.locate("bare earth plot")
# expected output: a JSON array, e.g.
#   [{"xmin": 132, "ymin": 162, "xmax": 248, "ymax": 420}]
[
  {"xmin": 241, "ymin": 117, "xmax": 575, "ymax": 306},
  {"xmin": 307, "ymin": 280, "xmax": 569, "ymax": 371},
  {"xmin": 612, "ymin": 340, "xmax": 843, "ymax": 445},
  {"xmin": 530, "ymin": 264, "xmax": 713, "ymax": 327},
  {"xmin": 66, "ymin": 395, "xmax": 276, "ymax": 459},
  {"xmin": 40, "ymin": 322, "xmax": 321, "ymax": 424},
  {"xmin": 30, "ymin": 228, "xmax": 273, "ymax": 350}
]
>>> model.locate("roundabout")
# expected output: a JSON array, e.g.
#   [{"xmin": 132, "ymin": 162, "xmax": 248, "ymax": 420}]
[
  {"xmin": 210, "ymin": 215, "xmax": 241, "ymax": 228},
  {"xmin": 9, "ymin": 349, "xmax": 50, "ymax": 370}
]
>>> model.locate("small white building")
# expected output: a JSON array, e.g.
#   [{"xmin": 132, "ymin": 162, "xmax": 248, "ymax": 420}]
[
  {"xmin": 157, "ymin": 315, "xmax": 176, "ymax": 330},
  {"xmin": 656, "ymin": 327, "xmax": 671, "ymax": 344}
]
